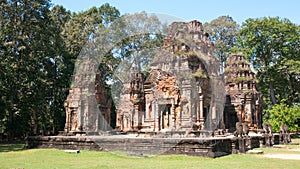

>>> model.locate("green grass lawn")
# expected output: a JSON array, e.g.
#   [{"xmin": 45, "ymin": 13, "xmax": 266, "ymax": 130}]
[{"xmin": 0, "ymin": 140, "xmax": 300, "ymax": 169}]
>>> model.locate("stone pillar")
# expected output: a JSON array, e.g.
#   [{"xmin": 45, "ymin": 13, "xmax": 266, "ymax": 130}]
[
  {"xmin": 189, "ymin": 88, "xmax": 193, "ymax": 123},
  {"xmin": 212, "ymin": 101, "xmax": 216, "ymax": 120},
  {"xmin": 151, "ymin": 102, "xmax": 155, "ymax": 120},
  {"xmin": 196, "ymin": 99, "xmax": 200, "ymax": 122},
  {"xmin": 199, "ymin": 95, "xmax": 204, "ymax": 121},
  {"xmin": 211, "ymin": 101, "xmax": 216, "ymax": 129},
  {"xmin": 145, "ymin": 102, "xmax": 149, "ymax": 120},
  {"xmin": 95, "ymin": 109, "xmax": 99, "ymax": 131},
  {"xmin": 116, "ymin": 112, "xmax": 120, "ymax": 130},
  {"xmin": 238, "ymin": 137, "xmax": 246, "ymax": 153},
  {"xmin": 64, "ymin": 101, "xmax": 70, "ymax": 132},
  {"xmin": 171, "ymin": 99, "xmax": 176, "ymax": 129},
  {"xmin": 64, "ymin": 110, "xmax": 70, "ymax": 132},
  {"xmin": 77, "ymin": 99, "xmax": 82, "ymax": 131},
  {"xmin": 199, "ymin": 95, "xmax": 204, "ymax": 130},
  {"xmin": 231, "ymin": 139, "xmax": 238, "ymax": 154},
  {"xmin": 259, "ymin": 136, "xmax": 264, "ymax": 148},
  {"xmin": 155, "ymin": 103, "xmax": 159, "ymax": 131},
  {"xmin": 134, "ymin": 105, "xmax": 139, "ymax": 129},
  {"xmin": 245, "ymin": 136, "xmax": 251, "ymax": 150}
]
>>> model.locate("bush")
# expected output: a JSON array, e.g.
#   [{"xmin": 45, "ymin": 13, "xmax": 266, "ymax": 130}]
[{"xmin": 264, "ymin": 101, "xmax": 300, "ymax": 132}]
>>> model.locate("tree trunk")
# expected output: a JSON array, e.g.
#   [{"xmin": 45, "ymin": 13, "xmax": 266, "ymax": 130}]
[
  {"xmin": 269, "ymin": 81, "xmax": 277, "ymax": 105},
  {"xmin": 7, "ymin": 110, "xmax": 13, "ymax": 141},
  {"xmin": 33, "ymin": 109, "xmax": 38, "ymax": 135}
]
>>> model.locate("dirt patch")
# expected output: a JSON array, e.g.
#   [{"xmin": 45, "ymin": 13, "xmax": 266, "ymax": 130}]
[
  {"xmin": 264, "ymin": 154, "xmax": 300, "ymax": 160},
  {"xmin": 291, "ymin": 149, "xmax": 300, "ymax": 152}
]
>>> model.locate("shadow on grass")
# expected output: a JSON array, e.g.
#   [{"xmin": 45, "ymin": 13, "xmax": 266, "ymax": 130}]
[
  {"xmin": 0, "ymin": 142, "xmax": 25, "ymax": 152},
  {"xmin": 291, "ymin": 133, "xmax": 300, "ymax": 139}
]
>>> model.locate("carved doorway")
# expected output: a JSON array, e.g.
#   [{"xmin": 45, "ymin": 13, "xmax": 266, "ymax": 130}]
[{"xmin": 159, "ymin": 104, "xmax": 171, "ymax": 130}]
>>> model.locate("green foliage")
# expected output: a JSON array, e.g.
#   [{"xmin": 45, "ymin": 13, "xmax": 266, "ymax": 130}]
[
  {"xmin": 192, "ymin": 71, "xmax": 207, "ymax": 78},
  {"xmin": 204, "ymin": 15, "xmax": 239, "ymax": 71},
  {"xmin": 0, "ymin": 1, "xmax": 121, "ymax": 140},
  {"xmin": 99, "ymin": 12, "xmax": 164, "ymax": 81},
  {"xmin": 264, "ymin": 101, "xmax": 300, "ymax": 132},
  {"xmin": 237, "ymin": 17, "xmax": 300, "ymax": 106},
  {"xmin": 96, "ymin": 12, "xmax": 165, "ymax": 107},
  {"xmin": 0, "ymin": 0, "xmax": 56, "ymax": 138},
  {"xmin": 63, "ymin": 3, "xmax": 120, "ymax": 57},
  {"xmin": 225, "ymin": 76, "xmax": 253, "ymax": 83},
  {"xmin": 173, "ymin": 50, "xmax": 198, "ymax": 56}
]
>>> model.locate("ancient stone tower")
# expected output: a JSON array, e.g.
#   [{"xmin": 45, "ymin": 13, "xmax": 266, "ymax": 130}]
[
  {"xmin": 224, "ymin": 54, "xmax": 263, "ymax": 131},
  {"xmin": 64, "ymin": 59, "xmax": 112, "ymax": 134},
  {"xmin": 115, "ymin": 20, "xmax": 224, "ymax": 133}
]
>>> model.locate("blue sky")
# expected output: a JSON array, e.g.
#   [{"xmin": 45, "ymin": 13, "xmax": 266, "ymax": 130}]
[{"xmin": 51, "ymin": 0, "xmax": 300, "ymax": 25}]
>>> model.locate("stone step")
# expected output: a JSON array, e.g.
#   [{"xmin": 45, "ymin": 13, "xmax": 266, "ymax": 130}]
[
  {"xmin": 64, "ymin": 149, "xmax": 80, "ymax": 153},
  {"xmin": 246, "ymin": 150, "xmax": 263, "ymax": 154},
  {"xmin": 273, "ymin": 145, "xmax": 287, "ymax": 148}
]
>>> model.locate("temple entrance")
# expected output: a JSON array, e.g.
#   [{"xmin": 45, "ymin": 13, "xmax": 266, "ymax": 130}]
[{"xmin": 159, "ymin": 104, "xmax": 171, "ymax": 130}]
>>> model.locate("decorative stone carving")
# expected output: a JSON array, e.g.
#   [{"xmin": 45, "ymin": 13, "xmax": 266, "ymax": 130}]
[
  {"xmin": 262, "ymin": 123, "xmax": 273, "ymax": 147},
  {"xmin": 242, "ymin": 122, "xmax": 249, "ymax": 136},
  {"xmin": 233, "ymin": 122, "xmax": 249, "ymax": 138},
  {"xmin": 279, "ymin": 124, "xmax": 291, "ymax": 144},
  {"xmin": 234, "ymin": 122, "xmax": 243, "ymax": 137}
]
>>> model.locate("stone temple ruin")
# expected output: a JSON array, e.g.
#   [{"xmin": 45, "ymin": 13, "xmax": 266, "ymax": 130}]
[
  {"xmin": 62, "ymin": 20, "xmax": 232, "ymax": 136},
  {"xmin": 116, "ymin": 20, "xmax": 218, "ymax": 134},
  {"xmin": 27, "ymin": 20, "xmax": 280, "ymax": 158}
]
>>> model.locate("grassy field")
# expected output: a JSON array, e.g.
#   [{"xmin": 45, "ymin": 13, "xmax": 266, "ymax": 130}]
[{"xmin": 0, "ymin": 139, "xmax": 300, "ymax": 169}]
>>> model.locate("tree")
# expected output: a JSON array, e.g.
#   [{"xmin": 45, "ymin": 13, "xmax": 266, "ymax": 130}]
[
  {"xmin": 47, "ymin": 5, "xmax": 72, "ymax": 134},
  {"xmin": 85, "ymin": 12, "xmax": 165, "ymax": 107},
  {"xmin": 62, "ymin": 3, "xmax": 120, "ymax": 87},
  {"xmin": 0, "ymin": 0, "xmax": 54, "ymax": 139},
  {"xmin": 46, "ymin": 3, "xmax": 120, "ymax": 134},
  {"xmin": 204, "ymin": 16, "xmax": 239, "ymax": 72},
  {"xmin": 111, "ymin": 12, "xmax": 164, "ymax": 71},
  {"xmin": 91, "ymin": 11, "xmax": 165, "ymax": 83},
  {"xmin": 63, "ymin": 3, "xmax": 120, "ymax": 59},
  {"xmin": 238, "ymin": 17, "xmax": 300, "ymax": 106},
  {"xmin": 264, "ymin": 101, "xmax": 300, "ymax": 132},
  {"xmin": 0, "ymin": 1, "xmax": 122, "ymax": 139}
]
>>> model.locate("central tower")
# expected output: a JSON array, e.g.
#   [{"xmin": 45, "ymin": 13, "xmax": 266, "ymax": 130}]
[{"xmin": 116, "ymin": 20, "xmax": 223, "ymax": 133}]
